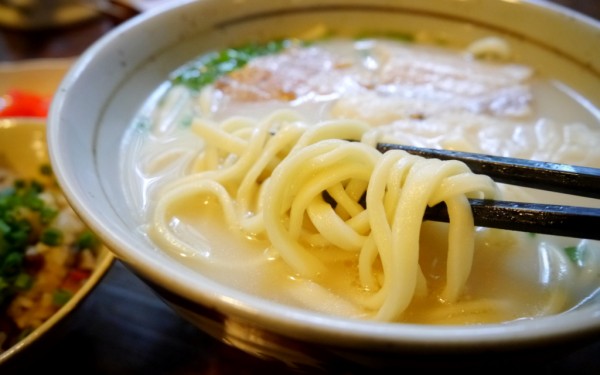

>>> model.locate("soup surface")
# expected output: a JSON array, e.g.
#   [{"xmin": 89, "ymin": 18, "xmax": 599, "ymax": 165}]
[{"xmin": 121, "ymin": 36, "xmax": 600, "ymax": 324}]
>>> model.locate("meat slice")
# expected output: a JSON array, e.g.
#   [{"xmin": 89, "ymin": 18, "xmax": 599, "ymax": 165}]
[{"xmin": 212, "ymin": 40, "xmax": 534, "ymax": 119}]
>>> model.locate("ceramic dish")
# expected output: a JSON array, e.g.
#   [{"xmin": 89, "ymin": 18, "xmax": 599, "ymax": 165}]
[
  {"xmin": 47, "ymin": 0, "xmax": 600, "ymax": 370},
  {"xmin": 0, "ymin": 60, "xmax": 114, "ymax": 365}
]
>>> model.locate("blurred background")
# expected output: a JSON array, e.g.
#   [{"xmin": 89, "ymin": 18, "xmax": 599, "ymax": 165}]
[{"xmin": 0, "ymin": 0, "xmax": 599, "ymax": 61}]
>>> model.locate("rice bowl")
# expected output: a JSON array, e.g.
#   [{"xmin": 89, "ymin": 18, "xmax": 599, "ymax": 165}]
[{"xmin": 0, "ymin": 118, "xmax": 114, "ymax": 365}]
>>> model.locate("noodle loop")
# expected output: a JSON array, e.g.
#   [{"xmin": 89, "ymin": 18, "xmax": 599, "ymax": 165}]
[{"xmin": 150, "ymin": 110, "xmax": 499, "ymax": 320}]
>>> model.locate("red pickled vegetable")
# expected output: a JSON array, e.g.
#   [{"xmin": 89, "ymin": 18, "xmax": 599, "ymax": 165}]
[
  {"xmin": 61, "ymin": 268, "xmax": 91, "ymax": 292},
  {"xmin": 0, "ymin": 89, "xmax": 52, "ymax": 118}
]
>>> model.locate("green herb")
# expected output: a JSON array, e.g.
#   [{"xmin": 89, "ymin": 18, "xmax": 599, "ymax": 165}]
[
  {"xmin": 171, "ymin": 39, "xmax": 294, "ymax": 91},
  {"xmin": 13, "ymin": 272, "xmax": 32, "ymax": 290},
  {"xmin": 0, "ymin": 179, "xmax": 59, "ymax": 305},
  {"xmin": 39, "ymin": 164, "xmax": 53, "ymax": 176},
  {"xmin": 41, "ymin": 228, "xmax": 63, "ymax": 246},
  {"xmin": 75, "ymin": 230, "xmax": 100, "ymax": 251},
  {"xmin": 52, "ymin": 289, "xmax": 73, "ymax": 306},
  {"xmin": 0, "ymin": 277, "xmax": 9, "ymax": 304},
  {"xmin": 564, "ymin": 245, "xmax": 584, "ymax": 266},
  {"xmin": 0, "ymin": 252, "xmax": 23, "ymax": 276}
]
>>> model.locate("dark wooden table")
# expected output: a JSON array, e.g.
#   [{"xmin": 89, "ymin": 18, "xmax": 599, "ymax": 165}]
[{"xmin": 1, "ymin": 2, "xmax": 599, "ymax": 374}]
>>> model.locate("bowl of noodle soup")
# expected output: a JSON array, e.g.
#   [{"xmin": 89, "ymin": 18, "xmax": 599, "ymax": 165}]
[{"xmin": 47, "ymin": 0, "xmax": 600, "ymax": 370}]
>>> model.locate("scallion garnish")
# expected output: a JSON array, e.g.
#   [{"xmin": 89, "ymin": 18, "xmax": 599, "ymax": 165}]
[
  {"xmin": 171, "ymin": 39, "xmax": 294, "ymax": 91},
  {"xmin": 52, "ymin": 289, "xmax": 73, "ymax": 306}
]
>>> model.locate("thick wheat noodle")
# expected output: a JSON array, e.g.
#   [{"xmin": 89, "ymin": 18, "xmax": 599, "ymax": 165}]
[{"xmin": 150, "ymin": 110, "xmax": 499, "ymax": 320}]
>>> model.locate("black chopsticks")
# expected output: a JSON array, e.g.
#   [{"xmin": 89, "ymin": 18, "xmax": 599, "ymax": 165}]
[
  {"xmin": 376, "ymin": 143, "xmax": 600, "ymax": 240},
  {"xmin": 377, "ymin": 143, "xmax": 600, "ymax": 199},
  {"xmin": 423, "ymin": 199, "xmax": 600, "ymax": 240}
]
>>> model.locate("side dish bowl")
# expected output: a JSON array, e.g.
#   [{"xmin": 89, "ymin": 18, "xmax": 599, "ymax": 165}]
[
  {"xmin": 47, "ymin": 0, "xmax": 600, "ymax": 370},
  {"xmin": 0, "ymin": 118, "xmax": 114, "ymax": 365}
]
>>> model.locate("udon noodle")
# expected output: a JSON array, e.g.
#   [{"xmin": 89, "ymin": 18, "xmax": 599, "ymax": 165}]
[{"xmin": 122, "ymin": 36, "xmax": 600, "ymax": 324}]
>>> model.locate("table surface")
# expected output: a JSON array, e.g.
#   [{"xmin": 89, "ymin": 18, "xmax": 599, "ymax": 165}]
[{"xmin": 1, "ymin": 1, "xmax": 599, "ymax": 374}]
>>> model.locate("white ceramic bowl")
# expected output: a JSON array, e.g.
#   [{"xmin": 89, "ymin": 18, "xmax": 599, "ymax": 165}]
[{"xmin": 47, "ymin": 0, "xmax": 600, "ymax": 370}]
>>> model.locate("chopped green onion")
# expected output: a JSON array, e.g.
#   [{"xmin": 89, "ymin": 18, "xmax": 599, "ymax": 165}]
[
  {"xmin": 171, "ymin": 39, "xmax": 293, "ymax": 91},
  {"xmin": 39, "ymin": 164, "xmax": 52, "ymax": 176},
  {"xmin": 76, "ymin": 230, "xmax": 100, "ymax": 251},
  {"xmin": 13, "ymin": 272, "xmax": 32, "ymax": 290},
  {"xmin": 52, "ymin": 289, "xmax": 73, "ymax": 306},
  {"xmin": 0, "ymin": 168, "xmax": 100, "ymax": 343},
  {"xmin": 39, "ymin": 207, "xmax": 58, "ymax": 224},
  {"xmin": 564, "ymin": 245, "xmax": 584, "ymax": 266},
  {"xmin": 41, "ymin": 228, "xmax": 63, "ymax": 246},
  {"xmin": 0, "ymin": 176, "xmax": 63, "ymax": 305},
  {"xmin": 13, "ymin": 179, "xmax": 26, "ymax": 190},
  {"xmin": 0, "ymin": 219, "xmax": 10, "ymax": 235},
  {"xmin": 1, "ymin": 252, "xmax": 23, "ymax": 276}
]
